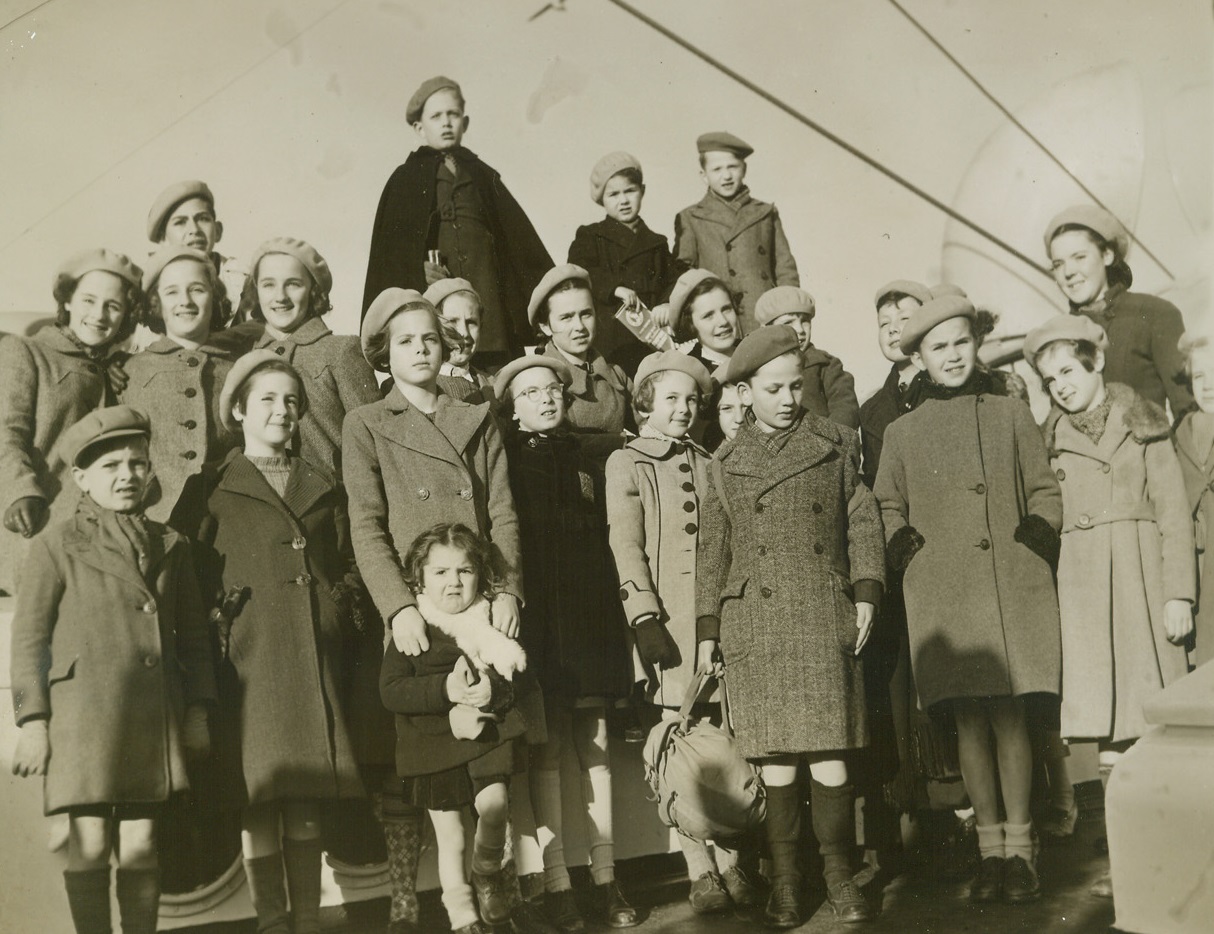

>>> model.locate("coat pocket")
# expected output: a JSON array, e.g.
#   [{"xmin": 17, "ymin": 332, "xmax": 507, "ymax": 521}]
[
  {"xmin": 829, "ymin": 573, "xmax": 858, "ymax": 656},
  {"xmin": 719, "ymin": 575, "xmax": 752, "ymax": 662},
  {"xmin": 48, "ymin": 654, "xmax": 77, "ymax": 687}
]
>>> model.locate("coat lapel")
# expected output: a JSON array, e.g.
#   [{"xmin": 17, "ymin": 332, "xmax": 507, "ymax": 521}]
[
  {"xmin": 1052, "ymin": 406, "xmax": 1128, "ymax": 465},
  {"xmin": 281, "ymin": 459, "xmax": 334, "ymax": 520},
  {"xmin": 757, "ymin": 419, "xmax": 841, "ymax": 495},
  {"xmin": 215, "ymin": 452, "xmax": 305, "ymax": 527},
  {"xmin": 726, "ymin": 195, "xmax": 772, "ymax": 242},
  {"xmin": 62, "ymin": 514, "xmax": 150, "ymax": 593}
]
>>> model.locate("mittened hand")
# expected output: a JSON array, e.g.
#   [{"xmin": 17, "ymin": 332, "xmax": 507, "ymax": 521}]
[
  {"xmin": 1014, "ymin": 514, "xmax": 1061, "ymax": 572},
  {"xmin": 635, "ymin": 617, "xmax": 680, "ymax": 670},
  {"xmin": 183, "ymin": 705, "xmax": 211, "ymax": 761},
  {"xmin": 887, "ymin": 526, "xmax": 925, "ymax": 574},
  {"xmin": 11, "ymin": 720, "xmax": 49, "ymax": 777},
  {"xmin": 4, "ymin": 496, "xmax": 48, "ymax": 538}
]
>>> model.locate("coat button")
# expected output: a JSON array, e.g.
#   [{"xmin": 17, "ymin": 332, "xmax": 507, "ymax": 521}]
[
  {"xmin": 184, "ymin": 387, "xmax": 197, "ymax": 398},
  {"xmin": 678, "ymin": 463, "xmax": 692, "ymax": 473},
  {"xmin": 812, "ymin": 502, "xmax": 823, "ymax": 513},
  {"xmin": 85, "ymin": 362, "xmax": 98, "ymax": 374},
  {"xmin": 760, "ymin": 586, "xmax": 773, "ymax": 598},
  {"xmin": 725, "ymin": 243, "xmax": 733, "ymax": 252},
  {"xmin": 757, "ymin": 545, "xmax": 767, "ymax": 556},
  {"xmin": 813, "ymin": 543, "xmax": 824, "ymax": 555},
  {"xmin": 683, "ymin": 501, "xmax": 695, "ymax": 513},
  {"xmin": 1077, "ymin": 514, "xmax": 1091, "ymax": 528},
  {"xmin": 755, "ymin": 502, "xmax": 765, "ymax": 513},
  {"xmin": 182, "ymin": 451, "xmax": 197, "ymax": 460},
  {"xmin": 143, "ymin": 655, "xmax": 159, "ymax": 668},
  {"xmin": 182, "ymin": 420, "xmax": 197, "ymax": 430},
  {"xmin": 975, "ymin": 483, "xmax": 986, "ymax": 494},
  {"xmin": 459, "ymin": 488, "xmax": 473, "ymax": 500},
  {"xmin": 274, "ymin": 346, "xmax": 286, "ymax": 355},
  {"xmin": 186, "ymin": 357, "xmax": 200, "ymax": 367},
  {"xmin": 142, "ymin": 600, "xmax": 157, "ymax": 614},
  {"xmin": 681, "ymin": 481, "xmax": 694, "ymax": 492},
  {"xmin": 292, "ymin": 536, "xmax": 306, "ymax": 550},
  {"xmin": 295, "ymin": 574, "xmax": 313, "ymax": 586},
  {"xmin": 758, "ymin": 246, "xmax": 767, "ymax": 256},
  {"xmin": 619, "ymin": 588, "xmax": 628, "ymax": 601},
  {"xmin": 417, "ymin": 488, "xmax": 430, "ymax": 500},
  {"xmin": 1101, "ymin": 463, "xmax": 1111, "ymax": 474},
  {"xmin": 684, "ymin": 523, "xmax": 698, "ymax": 534},
  {"xmin": 979, "ymin": 539, "xmax": 991, "ymax": 550},
  {"xmin": 728, "ymin": 269, "xmax": 737, "ymax": 277},
  {"xmin": 527, "ymin": 437, "xmax": 539, "ymax": 448},
  {"xmin": 1056, "ymin": 468, "xmax": 1065, "ymax": 481}
]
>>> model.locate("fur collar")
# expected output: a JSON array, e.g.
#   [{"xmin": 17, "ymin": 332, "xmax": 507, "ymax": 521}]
[
  {"xmin": 416, "ymin": 593, "xmax": 527, "ymax": 678},
  {"xmin": 1043, "ymin": 382, "xmax": 1170, "ymax": 457}
]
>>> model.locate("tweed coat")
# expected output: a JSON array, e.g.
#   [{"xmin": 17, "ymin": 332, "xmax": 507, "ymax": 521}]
[
  {"xmin": 120, "ymin": 337, "xmax": 236, "ymax": 523},
  {"xmin": 802, "ymin": 347, "xmax": 861, "ymax": 430},
  {"xmin": 673, "ymin": 187, "xmax": 799, "ymax": 335},
  {"xmin": 438, "ymin": 363, "xmax": 495, "ymax": 405},
  {"xmin": 874, "ymin": 384, "xmax": 1063, "ymax": 709},
  {"xmin": 1043, "ymin": 385, "xmax": 1193, "ymax": 740},
  {"xmin": 10, "ymin": 497, "xmax": 216, "ymax": 814},
  {"xmin": 0, "ymin": 327, "xmax": 116, "ymax": 592},
  {"xmin": 695, "ymin": 415, "xmax": 885, "ymax": 759},
  {"xmin": 1176, "ymin": 410, "xmax": 1214, "ymax": 666},
  {"xmin": 607, "ymin": 435, "xmax": 713, "ymax": 707},
  {"xmin": 178, "ymin": 452, "xmax": 364, "ymax": 806},
  {"xmin": 342, "ymin": 387, "xmax": 522, "ymax": 626},
  {"xmin": 252, "ymin": 317, "xmax": 380, "ymax": 479},
  {"xmin": 506, "ymin": 428, "xmax": 631, "ymax": 703}
]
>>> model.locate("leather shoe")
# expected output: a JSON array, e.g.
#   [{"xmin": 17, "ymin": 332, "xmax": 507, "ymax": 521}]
[
  {"xmin": 544, "ymin": 889, "xmax": 585, "ymax": 934},
  {"xmin": 763, "ymin": 880, "xmax": 802, "ymax": 929},
  {"xmin": 596, "ymin": 880, "xmax": 639, "ymax": 928},
  {"xmin": 452, "ymin": 923, "xmax": 491, "ymax": 934},
  {"xmin": 826, "ymin": 879, "xmax": 873, "ymax": 923},
  {"xmin": 721, "ymin": 864, "xmax": 760, "ymax": 907},
  {"xmin": 1002, "ymin": 855, "xmax": 1041, "ymax": 903},
  {"xmin": 472, "ymin": 867, "xmax": 512, "ymax": 924},
  {"xmin": 688, "ymin": 872, "xmax": 730, "ymax": 914},
  {"xmin": 511, "ymin": 896, "xmax": 560, "ymax": 934},
  {"xmin": 970, "ymin": 856, "xmax": 1003, "ymax": 903}
]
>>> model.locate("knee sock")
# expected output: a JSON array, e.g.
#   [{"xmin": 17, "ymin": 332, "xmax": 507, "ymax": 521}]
[
  {"xmin": 115, "ymin": 867, "xmax": 160, "ymax": 934},
  {"xmin": 811, "ymin": 780, "xmax": 857, "ymax": 888},
  {"xmin": 976, "ymin": 823, "xmax": 1005, "ymax": 861},
  {"xmin": 373, "ymin": 792, "xmax": 422, "ymax": 924},
  {"xmin": 1044, "ymin": 733, "xmax": 1075, "ymax": 810},
  {"xmin": 472, "ymin": 818, "xmax": 507, "ymax": 876},
  {"xmin": 529, "ymin": 767, "xmax": 571, "ymax": 892},
  {"xmin": 242, "ymin": 854, "xmax": 290, "ymax": 934},
  {"xmin": 1003, "ymin": 821, "xmax": 1034, "ymax": 862},
  {"xmin": 677, "ymin": 832, "xmax": 716, "ymax": 879},
  {"xmin": 441, "ymin": 880, "xmax": 479, "ymax": 931},
  {"xmin": 63, "ymin": 868, "xmax": 112, "ymax": 934},
  {"xmin": 581, "ymin": 764, "xmax": 615, "ymax": 885},
  {"xmin": 763, "ymin": 782, "xmax": 803, "ymax": 885},
  {"xmin": 282, "ymin": 837, "xmax": 323, "ymax": 934}
]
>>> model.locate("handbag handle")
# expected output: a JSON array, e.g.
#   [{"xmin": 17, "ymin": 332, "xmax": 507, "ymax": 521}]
[{"xmin": 678, "ymin": 667, "xmax": 734, "ymax": 737}]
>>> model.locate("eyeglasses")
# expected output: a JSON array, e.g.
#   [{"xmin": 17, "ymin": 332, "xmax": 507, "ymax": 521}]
[{"xmin": 513, "ymin": 384, "xmax": 564, "ymax": 404}]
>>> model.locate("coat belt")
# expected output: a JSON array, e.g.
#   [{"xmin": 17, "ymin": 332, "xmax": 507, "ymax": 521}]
[{"xmin": 1061, "ymin": 502, "xmax": 1155, "ymax": 533}]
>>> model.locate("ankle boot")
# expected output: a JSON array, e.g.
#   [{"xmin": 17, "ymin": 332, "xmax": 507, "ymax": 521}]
[
  {"xmin": 762, "ymin": 783, "xmax": 803, "ymax": 927},
  {"xmin": 115, "ymin": 868, "xmax": 160, "ymax": 934},
  {"xmin": 64, "ymin": 868, "xmax": 113, "ymax": 934},
  {"xmin": 243, "ymin": 854, "xmax": 290, "ymax": 933},
  {"xmin": 283, "ymin": 837, "xmax": 324, "ymax": 934}
]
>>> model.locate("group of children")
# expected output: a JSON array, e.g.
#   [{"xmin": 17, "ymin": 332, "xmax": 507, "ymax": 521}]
[{"xmin": 4, "ymin": 71, "xmax": 1209, "ymax": 934}]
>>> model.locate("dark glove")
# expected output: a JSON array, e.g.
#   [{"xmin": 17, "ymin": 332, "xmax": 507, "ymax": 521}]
[
  {"xmin": 1015, "ymin": 514, "xmax": 1060, "ymax": 573},
  {"xmin": 106, "ymin": 355, "xmax": 131, "ymax": 396},
  {"xmin": 480, "ymin": 667, "xmax": 516, "ymax": 718},
  {"xmin": 3, "ymin": 496, "xmax": 48, "ymax": 538},
  {"xmin": 887, "ymin": 526, "xmax": 925, "ymax": 575},
  {"xmin": 635, "ymin": 617, "xmax": 680, "ymax": 670},
  {"xmin": 212, "ymin": 586, "xmax": 251, "ymax": 659},
  {"xmin": 330, "ymin": 581, "xmax": 372, "ymax": 633}
]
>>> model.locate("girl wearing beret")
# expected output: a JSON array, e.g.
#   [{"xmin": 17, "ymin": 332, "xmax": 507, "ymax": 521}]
[
  {"xmin": 240, "ymin": 237, "xmax": 380, "ymax": 480},
  {"xmin": 497, "ymin": 356, "xmax": 637, "ymax": 931},
  {"xmin": 1025, "ymin": 316, "xmax": 1194, "ymax": 898},
  {"xmin": 0, "ymin": 248, "xmax": 143, "ymax": 593},
  {"xmin": 120, "ymin": 245, "xmax": 237, "ymax": 523},
  {"xmin": 425, "ymin": 278, "xmax": 495, "ymax": 404},
  {"xmin": 874, "ymin": 298, "xmax": 1063, "ymax": 905},
  {"xmin": 1044, "ymin": 204, "xmax": 1193, "ymax": 416},
  {"xmin": 670, "ymin": 269, "xmax": 742, "ymax": 371}
]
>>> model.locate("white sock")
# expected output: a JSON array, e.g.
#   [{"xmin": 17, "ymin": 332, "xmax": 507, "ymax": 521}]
[{"xmin": 976, "ymin": 823, "xmax": 1005, "ymax": 860}]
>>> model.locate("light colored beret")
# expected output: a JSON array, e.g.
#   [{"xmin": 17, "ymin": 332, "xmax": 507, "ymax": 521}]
[
  {"xmin": 247, "ymin": 237, "xmax": 332, "ymax": 296},
  {"xmin": 754, "ymin": 285, "xmax": 816, "ymax": 325},
  {"xmin": 62, "ymin": 405, "xmax": 150, "ymax": 468},
  {"xmin": 1043, "ymin": 204, "xmax": 1129, "ymax": 259},
  {"xmin": 140, "ymin": 245, "xmax": 215, "ymax": 292},
  {"xmin": 712, "ymin": 361, "xmax": 734, "ymax": 387},
  {"xmin": 928, "ymin": 282, "xmax": 968, "ymax": 300},
  {"xmin": 899, "ymin": 295, "xmax": 978, "ymax": 354},
  {"xmin": 634, "ymin": 350, "xmax": 713, "ymax": 396},
  {"xmin": 668, "ymin": 268, "xmax": 724, "ymax": 323},
  {"xmin": 725, "ymin": 325, "xmax": 801, "ymax": 384},
  {"xmin": 424, "ymin": 277, "xmax": 480, "ymax": 310},
  {"xmin": 590, "ymin": 151, "xmax": 642, "ymax": 203},
  {"xmin": 527, "ymin": 264, "xmax": 591, "ymax": 326},
  {"xmin": 361, "ymin": 287, "xmax": 436, "ymax": 366},
  {"xmin": 492, "ymin": 354, "xmax": 573, "ymax": 400},
  {"xmin": 57, "ymin": 248, "xmax": 143, "ymax": 290},
  {"xmin": 218, "ymin": 349, "xmax": 301, "ymax": 433},
  {"xmin": 1023, "ymin": 314, "xmax": 1110, "ymax": 368},
  {"xmin": 147, "ymin": 180, "xmax": 214, "ymax": 242},
  {"xmin": 696, "ymin": 132, "xmax": 754, "ymax": 159},
  {"xmin": 874, "ymin": 279, "xmax": 931, "ymax": 309},
  {"xmin": 1179, "ymin": 330, "xmax": 1214, "ymax": 356},
  {"xmin": 406, "ymin": 75, "xmax": 462, "ymax": 124}
]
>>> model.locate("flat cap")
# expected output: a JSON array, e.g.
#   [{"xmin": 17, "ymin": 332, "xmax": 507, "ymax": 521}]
[
  {"xmin": 634, "ymin": 350, "xmax": 713, "ymax": 396},
  {"xmin": 590, "ymin": 151, "xmax": 641, "ymax": 203},
  {"xmin": 57, "ymin": 248, "xmax": 143, "ymax": 290},
  {"xmin": 361, "ymin": 287, "xmax": 436, "ymax": 365},
  {"xmin": 725, "ymin": 325, "xmax": 801, "ymax": 384},
  {"xmin": 141, "ymin": 245, "xmax": 216, "ymax": 293},
  {"xmin": 218, "ymin": 349, "xmax": 300, "ymax": 433},
  {"xmin": 493, "ymin": 354, "xmax": 573, "ymax": 400},
  {"xmin": 668, "ymin": 268, "xmax": 724, "ymax": 323},
  {"xmin": 1023, "ymin": 314, "xmax": 1110, "ymax": 368},
  {"xmin": 1179, "ymin": 330, "xmax": 1213, "ymax": 356},
  {"xmin": 424, "ymin": 277, "xmax": 480, "ymax": 310},
  {"xmin": 247, "ymin": 237, "xmax": 332, "ymax": 296},
  {"xmin": 754, "ymin": 285, "xmax": 815, "ymax": 325},
  {"xmin": 528, "ymin": 264, "xmax": 591, "ymax": 326},
  {"xmin": 147, "ymin": 180, "xmax": 214, "ymax": 242},
  {"xmin": 696, "ymin": 132, "xmax": 753, "ymax": 159},
  {"xmin": 62, "ymin": 405, "xmax": 151, "ymax": 468},
  {"xmin": 1043, "ymin": 204, "xmax": 1129, "ymax": 258},
  {"xmin": 874, "ymin": 279, "xmax": 932, "ymax": 309},
  {"xmin": 928, "ymin": 282, "xmax": 968, "ymax": 300},
  {"xmin": 900, "ymin": 295, "xmax": 978, "ymax": 354},
  {"xmin": 406, "ymin": 75, "xmax": 462, "ymax": 124}
]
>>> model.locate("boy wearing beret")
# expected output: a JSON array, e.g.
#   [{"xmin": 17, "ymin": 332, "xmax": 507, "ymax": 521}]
[
  {"xmin": 672, "ymin": 132, "xmax": 798, "ymax": 335},
  {"xmin": 362, "ymin": 76, "xmax": 553, "ymax": 367},
  {"xmin": 425, "ymin": 277, "xmax": 495, "ymax": 403}
]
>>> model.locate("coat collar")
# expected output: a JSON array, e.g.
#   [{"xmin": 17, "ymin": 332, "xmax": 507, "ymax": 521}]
[
  {"xmin": 688, "ymin": 188, "xmax": 771, "ymax": 240},
  {"xmin": 214, "ymin": 449, "xmax": 333, "ymax": 521},
  {"xmin": 724, "ymin": 414, "xmax": 843, "ymax": 489},
  {"xmin": 1046, "ymin": 383, "xmax": 1170, "ymax": 462},
  {"xmin": 62, "ymin": 500, "xmax": 180, "ymax": 593},
  {"xmin": 143, "ymin": 335, "xmax": 230, "ymax": 358},
  {"xmin": 35, "ymin": 325, "xmax": 109, "ymax": 359},
  {"xmin": 592, "ymin": 217, "xmax": 666, "ymax": 256},
  {"xmin": 541, "ymin": 343, "xmax": 627, "ymax": 396},
  {"xmin": 373, "ymin": 386, "xmax": 489, "ymax": 462},
  {"xmin": 253, "ymin": 316, "xmax": 332, "ymax": 351},
  {"xmin": 625, "ymin": 434, "xmax": 709, "ymax": 460}
]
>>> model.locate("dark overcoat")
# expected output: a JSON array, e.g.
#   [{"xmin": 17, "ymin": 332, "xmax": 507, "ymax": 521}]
[
  {"xmin": 874, "ymin": 386, "xmax": 1063, "ymax": 709},
  {"xmin": 10, "ymin": 499, "xmax": 216, "ymax": 814},
  {"xmin": 858, "ymin": 365, "xmax": 914, "ymax": 490},
  {"xmin": 802, "ymin": 347, "xmax": 860, "ymax": 430},
  {"xmin": 695, "ymin": 415, "xmax": 885, "ymax": 759},
  {"xmin": 1175, "ymin": 410, "xmax": 1214, "ymax": 666},
  {"xmin": 180, "ymin": 452, "xmax": 364, "ymax": 806}
]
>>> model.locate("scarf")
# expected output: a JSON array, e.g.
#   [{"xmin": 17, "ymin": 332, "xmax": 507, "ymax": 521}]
[
  {"xmin": 1067, "ymin": 393, "xmax": 1114, "ymax": 445},
  {"xmin": 78, "ymin": 494, "xmax": 155, "ymax": 580},
  {"xmin": 415, "ymin": 592, "xmax": 527, "ymax": 679},
  {"xmin": 741, "ymin": 408, "xmax": 801, "ymax": 455},
  {"xmin": 1075, "ymin": 282, "xmax": 1127, "ymax": 323},
  {"xmin": 919, "ymin": 368, "xmax": 995, "ymax": 402}
]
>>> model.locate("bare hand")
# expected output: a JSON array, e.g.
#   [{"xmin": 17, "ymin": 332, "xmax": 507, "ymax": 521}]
[
  {"xmin": 614, "ymin": 287, "xmax": 640, "ymax": 312},
  {"xmin": 650, "ymin": 302, "xmax": 673, "ymax": 329},
  {"xmin": 1164, "ymin": 599, "xmax": 1194, "ymax": 645},
  {"xmin": 855, "ymin": 602, "xmax": 875, "ymax": 655},
  {"xmin": 697, "ymin": 639, "xmax": 724, "ymax": 677},
  {"xmin": 446, "ymin": 656, "xmax": 492, "ymax": 707},
  {"xmin": 391, "ymin": 606, "xmax": 430, "ymax": 656},
  {"xmin": 491, "ymin": 593, "xmax": 520, "ymax": 639},
  {"xmin": 3, "ymin": 496, "xmax": 48, "ymax": 538},
  {"xmin": 423, "ymin": 261, "xmax": 451, "ymax": 286},
  {"xmin": 12, "ymin": 721, "xmax": 49, "ymax": 777}
]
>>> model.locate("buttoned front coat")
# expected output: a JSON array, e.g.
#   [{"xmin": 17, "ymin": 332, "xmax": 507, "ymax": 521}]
[
  {"xmin": 10, "ymin": 500, "xmax": 216, "ymax": 814},
  {"xmin": 695, "ymin": 416, "xmax": 885, "ymax": 759},
  {"xmin": 1044, "ymin": 385, "xmax": 1193, "ymax": 741},
  {"xmin": 874, "ymin": 390, "xmax": 1063, "ymax": 709},
  {"xmin": 1176, "ymin": 410, "xmax": 1214, "ymax": 666}
]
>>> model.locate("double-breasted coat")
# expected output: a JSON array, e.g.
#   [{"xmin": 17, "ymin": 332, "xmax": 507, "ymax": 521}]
[
  {"xmin": 252, "ymin": 317, "xmax": 380, "ymax": 479},
  {"xmin": 606, "ymin": 435, "xmax": 712, "ymax": 707},
  {"xmin": 696, "ymin": 415, "xmax": 885, "ymax": 759},
  {"xmin": 10, "ymin": 497, "xmax": 216, "ymax": 814},
  {"xmin": 120, "ymin": 337, "xmax": 236, "ymax": 523},
  {"xmin": 179, "ymin": 452, "xmax": 364, "ymax": 806},
  {"xmin": 1176, "ymin": 410, "xmax": 1214, "ymax": 666},
  {"xmin": 0, "ymin": 327, "xmax": 115, "ymax": 591},
  {"xmin": 874, "ymin": 381, "xmax": 1063, "ymax": 709},
  {"xmin": 1044, "ymin": 384, "xmax": 1194, "ymax": 741},
  {"xmin": 673, "ymin": 187, "xmax": 799, "ymax": 335}
]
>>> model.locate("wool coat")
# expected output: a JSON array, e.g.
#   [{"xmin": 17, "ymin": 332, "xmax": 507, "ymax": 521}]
[
  {"xmin": 120, "ymin": 337, "xmax": 236, "ymax": 523},
  {"xmin": 0, "ymin": 327, "xmax": 115, "ymax": 592},
  {"xmin": 673, "ymin": 187, "xmax": 799, "ymax": 335},
  {"xmin": 438, "ymin": 363, "xmax": 495, "ymax": 405},
  {"xmin": 178, "ymin": 452, "xmax": 364, "ymax": 806},
  {"xmin": 10, "ymin": 498, "xmax": 216, "ymax": 814},
  {"xmin": 695, "ymin": 415, "xmax": 885, "ymax": 759},
  {"xmin": 607, "ymin": 435, "xmax": 713, "ymax": 707},
  {"xmin": 361, "ymin": 146, "xmax": 553, "ymax": 354},
  {"xmin": 540, "ymin": 343, "xmax": 633, "ymax": 448},
  {"xmin": 1176, "ymin": 410, "xmax": 1214, "ymax": 666},
  {"xmin": 252, "ymin": 317, "xmax": 380, "ymax": 479},
  {"xmin": 567, "ymin": 217, "xmax": 685, "ymax": 370},
  {"xmin": 506, "ymin": 428, "xmax": 631, "ymax": 703},
  {"xmin": 1043, "ymin": 385, "xmax": 1194, "ymax": 741},
  {"xmin": 342, "ymin": 387, "xmax": 522, "ymax": 625},
  {"xmin": 859, "ymin": 365, "xmax": 917, "ymax": 490},
  {"xmin": 802, "ymin": 347, "xmax": 861, "ymax": 430},
  {"xmin": 874, "ymin": 384, "xmax": 1063, "ymax": 709}
]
